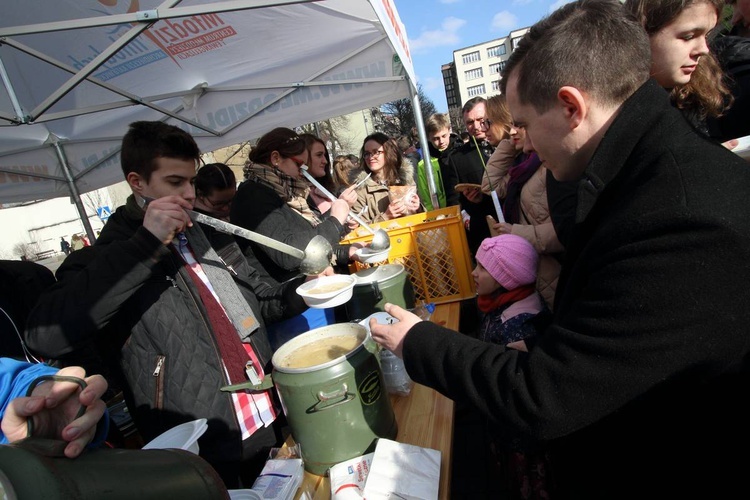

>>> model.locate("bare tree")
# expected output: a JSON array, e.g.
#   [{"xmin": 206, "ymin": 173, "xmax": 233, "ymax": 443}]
[
  {"xmin": 81, "ymin": 188, "xmax": 112, "ymax": 219},
  {"xmin": 379, "ymin": 83, "xmax": 438, "ymax": 138},
  {"xmin": 300, "ymin": 115, "xmax": 357, "ymax": 158},
  {"xmin": 448, "ymin": 107, "xmax": 466, "ymax": 135},
  {"xmin": 13, "ymin": 241, "xmax": 40, "ymax": 260}
]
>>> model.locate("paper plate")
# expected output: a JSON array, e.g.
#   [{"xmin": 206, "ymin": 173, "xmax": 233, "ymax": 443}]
[
  {"xmin": 142, "ymin": 418, "xmax": 208, "ymax": 454},
  {"xmin": 296, "ymin": 274, "xmax": 356, "ymax": 308},
  {"xmin": 354, "ymin": 246, "xmax": 390, "ymax": 264},
  {"xmin": 454, "ymin": 183, "xmax": 482, "ymax": 193},
  {"xmin": 359, "ymin": 311, "xmax": 399, "ymax": 335}
]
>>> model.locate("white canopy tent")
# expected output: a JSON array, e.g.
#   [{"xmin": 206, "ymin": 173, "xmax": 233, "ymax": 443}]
[{"xmin": 0, "ymin": 0, "xmax": 436, "ymax": 240}]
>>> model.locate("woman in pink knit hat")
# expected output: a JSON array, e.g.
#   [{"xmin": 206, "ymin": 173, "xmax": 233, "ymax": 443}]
[{"xmin": 474, "ymin": 234, "xmax": 547, "ymax": 351}]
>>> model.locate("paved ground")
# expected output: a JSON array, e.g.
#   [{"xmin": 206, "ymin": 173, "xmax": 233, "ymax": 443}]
[{"xmin": 36, "ymin": 254, "xmax": 65, "ymax": 275}]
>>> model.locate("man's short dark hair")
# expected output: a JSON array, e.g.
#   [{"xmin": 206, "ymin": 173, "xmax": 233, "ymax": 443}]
[
  {"xmin": 500, "ymin": 0, "xmax": 651, "ymax": 112},
  {"xmin": 120, "ymin": 121, "xmax": 200, "ymax": 181},
  {"xmin": 462, "ymin": 96, "xmax": 486, "ymax": 116}
]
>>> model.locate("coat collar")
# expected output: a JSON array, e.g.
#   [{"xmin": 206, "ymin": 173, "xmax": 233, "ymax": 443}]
[{"xmin": 575, "ymin": 79, "xmax": 672, "ymax": 223}]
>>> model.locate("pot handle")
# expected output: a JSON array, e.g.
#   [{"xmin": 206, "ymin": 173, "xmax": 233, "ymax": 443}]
[
  {"xmin": 306, "ymin": 383, "xmax": 355, "ymax": 413},
  {"xmin": 220, "ymin": 375, "xmax": 274, "ymax": 393},
  {"xmin": 370, "ymin": 282, "xmax": 382, "ymax": 302}
]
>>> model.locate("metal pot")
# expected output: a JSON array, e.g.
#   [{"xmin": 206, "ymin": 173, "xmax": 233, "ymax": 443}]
[
  {"xmin": 345, "ymin": 264, "xmax": 416, "ymax": 321},
  {"xmin": 269, "ymin": 323, "xmax": 397, "ymax": 475}
]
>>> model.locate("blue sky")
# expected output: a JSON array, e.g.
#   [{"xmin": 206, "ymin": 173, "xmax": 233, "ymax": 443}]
[{"xmin": 393, "ymin": 0, "xmax": 574, "ymax": 112}]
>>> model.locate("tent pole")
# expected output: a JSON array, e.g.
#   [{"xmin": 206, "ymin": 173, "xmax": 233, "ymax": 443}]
[
  {"xmin": 408, "ymin": 83, "xmax": 439, "ymax": 210},
  {"xmin": 0, "ymin": 57, "xmax": 26, "ymax": 122},
  {"xmin": 53, "ymin": 142, "xmax": 97, "ymax": 244}
]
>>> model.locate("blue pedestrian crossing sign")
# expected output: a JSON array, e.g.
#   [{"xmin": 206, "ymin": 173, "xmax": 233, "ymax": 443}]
[{"xmin": 97, "ymin": 206, "xmax": 112, "ymax": 221}]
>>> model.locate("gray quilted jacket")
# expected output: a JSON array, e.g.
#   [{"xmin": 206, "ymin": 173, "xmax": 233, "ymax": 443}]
[{"xmin": 25, "ymin": 196, "xmax": 306, "ymax": 465}]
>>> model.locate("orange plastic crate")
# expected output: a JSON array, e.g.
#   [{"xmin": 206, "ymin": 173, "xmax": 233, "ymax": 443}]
[{"xmin": 341, "ymin": 206, "xmax": 476, "ymax": 304}]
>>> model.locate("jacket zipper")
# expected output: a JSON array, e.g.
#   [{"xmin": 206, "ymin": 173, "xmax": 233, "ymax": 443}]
[{"xmin": 153, "ymin": 355, "xmax": 165, "ymax": 409}]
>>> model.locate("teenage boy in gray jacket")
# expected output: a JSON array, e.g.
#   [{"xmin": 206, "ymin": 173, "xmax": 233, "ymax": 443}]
[{"xmin": 26, "ymin": 121, "xmax": 308, "ymax": 488}]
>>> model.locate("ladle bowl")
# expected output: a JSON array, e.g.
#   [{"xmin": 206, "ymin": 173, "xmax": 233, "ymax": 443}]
[{"xmin": 300, "ymin": 235, "xmax": 334, "ymax": 275}]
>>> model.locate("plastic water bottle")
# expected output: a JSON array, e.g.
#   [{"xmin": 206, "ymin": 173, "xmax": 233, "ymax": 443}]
[
  {"xmin": 379, "ymin": 348, "xmax": 413, "ymax": 396},
  {"xmin": 409, "ymin": 301, "xmax": 435, "ymax": 322}
]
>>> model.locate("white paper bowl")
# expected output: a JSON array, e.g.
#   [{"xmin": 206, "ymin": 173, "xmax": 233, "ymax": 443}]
[
  {"xmin": 296, "ymin": 274, "xmax": 356, "ymax": 308},
  {"xmin": 354, "ymin": 247, "xmax": 390, "ymax": 264},
  {"xmin": 142, "ymin": 418, "xmax": 208, "ymax": 454}
]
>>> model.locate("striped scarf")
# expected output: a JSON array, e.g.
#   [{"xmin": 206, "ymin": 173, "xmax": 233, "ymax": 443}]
[{"xmin": 243, "ymin": 161, "xmax": 321, "ymax": 226}]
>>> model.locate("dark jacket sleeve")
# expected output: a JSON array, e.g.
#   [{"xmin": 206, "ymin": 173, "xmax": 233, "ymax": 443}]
[
  {"xmin": 205, "ymin": 226, "xmax": 308, "ymax": 324},
  {"xmin": 401, "ymin": 200, "xmax": 750, "ymax": 443},
  {"xmin": 234, "ymin": 259, "xmax": 308, "ymax": 324},
  {"xmin": 24, "ymin": 227, "xmax": 169, "ymax": 358},
  {"xmin": 232, "ymin": 182, "xmax": 347, "ymax": 271}
]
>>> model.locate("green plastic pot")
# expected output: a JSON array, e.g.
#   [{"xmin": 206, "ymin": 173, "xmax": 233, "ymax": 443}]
[
  {"xmin": 345, "ymin": 264, "xmax": 416, "ymax": 321},
  {"xmin": 270, "ymin": 322, "xmax": 397, "ymax": 475}
]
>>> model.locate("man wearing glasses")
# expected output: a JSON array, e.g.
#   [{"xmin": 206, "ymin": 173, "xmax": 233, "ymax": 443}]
[{"xmin": 443, "ymin": 97, "xmax": 496, "ymax": 256}]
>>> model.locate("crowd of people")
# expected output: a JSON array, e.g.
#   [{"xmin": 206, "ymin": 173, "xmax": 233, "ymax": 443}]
[{"xmin": 1, "ymin": 0, "xmax": 749, "ymax": 497}]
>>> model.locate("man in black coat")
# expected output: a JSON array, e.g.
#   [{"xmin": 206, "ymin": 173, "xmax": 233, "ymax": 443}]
[
  {"xmin": 370, "ymin": 1, "xmax": 750, "ymax": 497},
  {"xmin": 443, "ymin": 97, "xmax": 496, "ymax": 255},
  {"xmin": 25, "ymin": 121, "xmax": 308, "ymax": 488}
]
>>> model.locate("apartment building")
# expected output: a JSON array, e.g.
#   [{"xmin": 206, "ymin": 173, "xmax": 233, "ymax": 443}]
[{"xmin": 442, "ymin": 27, "xmax": 530, "ymax": 116}]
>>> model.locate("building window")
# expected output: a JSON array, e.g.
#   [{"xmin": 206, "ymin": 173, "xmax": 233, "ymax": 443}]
[
  {"xmin": 511, "ymin": 37, "xmax": 524, "ymax": 51},
  {"xmin": 464, "ymin": 67, "xmax": 483, "ymax": 81},
  {"xmin": 487, "ymin": 45, "xmax": 506, "ymax": 58},
  {"xmin": 489, "ymin": 62, "xmax": 507, "ymax": 75},
  {"xmin": 462, "ymin": 51, "xmax": 480, "ymax": 65},
  {"xmin": 491, "ymin": 80, "xmax": 501, "ymax": 92},
  {"xmin": 467, "ymin": 84, "xmax": 486, "ymax": 97}
]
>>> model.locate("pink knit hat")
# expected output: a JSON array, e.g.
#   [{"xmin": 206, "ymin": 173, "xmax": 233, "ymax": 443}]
[{"xmin": 475, "ymin": 234, "xmax": 539, "ymax": 290}]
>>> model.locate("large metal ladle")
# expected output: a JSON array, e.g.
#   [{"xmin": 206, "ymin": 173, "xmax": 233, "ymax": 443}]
[
  {"xmin": 139, "ymin": 196, "xmax": 333, "ymax": 275},
  {"xmin": 300, "ymin": 166, "xmax": 391, "ymax": 251}
]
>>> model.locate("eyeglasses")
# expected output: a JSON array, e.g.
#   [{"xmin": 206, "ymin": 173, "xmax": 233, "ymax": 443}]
[
  {"xmin": 363, "ymin": 149, "xmax": 384, "ymax": 159},
  {"xmin": 480, "ymin": 119, "xmax": 493, "ymax": 129}
]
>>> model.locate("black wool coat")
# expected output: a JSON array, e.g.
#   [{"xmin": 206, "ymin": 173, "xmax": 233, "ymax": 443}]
[{"xmin": 403, "ymin": 80, "xmax": 750, "ymax": 498}]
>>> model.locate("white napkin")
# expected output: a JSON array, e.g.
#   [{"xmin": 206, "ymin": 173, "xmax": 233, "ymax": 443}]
[{"xmin": 362, "ymin": 439, "xmax": 441, "ymax": 500}]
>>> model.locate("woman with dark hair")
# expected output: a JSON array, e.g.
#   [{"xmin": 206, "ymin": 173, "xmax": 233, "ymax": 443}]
[
  {"xmin": 624, "ymin": 0, "xmax": 733, "ymax": 137},
  {"xmin": 298, "ymin": 134, "xmax": 357, "ymax": 218},
  {"xmin": 352, "ymin": 132, "xmax": 421, "ymax": 224},
  {"xmin": 231, "ymin": 127, "xmax": 360, "ymax": 282},
  {"xmin": 193, "ymin": 162, "xmax": 236, "ymax": 220}
]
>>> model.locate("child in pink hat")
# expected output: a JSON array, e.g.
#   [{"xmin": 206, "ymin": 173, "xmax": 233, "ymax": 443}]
[
  {"xmin": 474, "ymin": 234, "xmax": 553, "ymax": 497},
  {"xmin": 473, "ymin": 234, "xmax": 546, "ymax": 351}
]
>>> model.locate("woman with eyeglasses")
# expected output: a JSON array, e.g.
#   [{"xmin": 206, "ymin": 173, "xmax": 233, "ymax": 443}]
[
  {"xmin": 193, "ymin": 163, "xmax": 237, "ymax": 221},
  {"xmin": 351, "ymin": 132, "xmax": 422, "ymax": 224},
  {"xmin": 231, "ymin": 127, "xmax": 361, "ymax": 283}
]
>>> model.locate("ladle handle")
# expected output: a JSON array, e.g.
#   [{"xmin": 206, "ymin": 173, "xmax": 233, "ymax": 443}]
[
  {"xmin": 186, "ymin": 210, "xmax": 306, "ymax": 260},
  {"xmin": 300, "ymin": 168, "xmax": 377, "ymax": 235}
]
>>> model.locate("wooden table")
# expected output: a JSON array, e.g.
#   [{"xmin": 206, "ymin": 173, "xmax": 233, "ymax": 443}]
[{"xmin": 292, "ymin": 300, "xmax": 460, "ymax": 499}]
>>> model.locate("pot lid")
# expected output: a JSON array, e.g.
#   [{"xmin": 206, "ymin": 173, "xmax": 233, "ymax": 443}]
[{"xmin": 353, "ymin": 263, "xmax": 405, "ymax": 285}]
